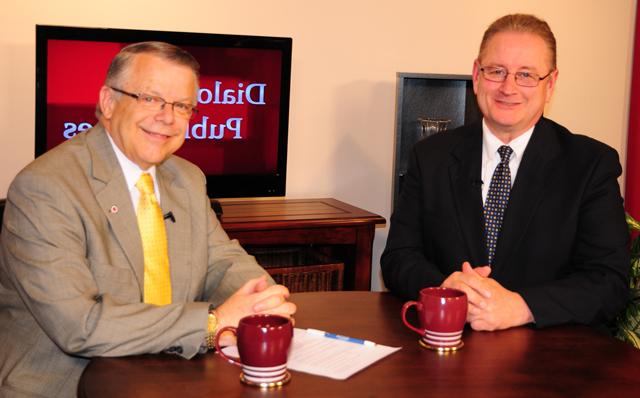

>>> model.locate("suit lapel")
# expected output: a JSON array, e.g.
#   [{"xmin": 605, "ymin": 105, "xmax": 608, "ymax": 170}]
[
  {"xmin": 449, "ymin": 124, "xmax": 488, "ymax": 266},
  {"xmin": 157, "ymin": 161, "xmax": 193, "ymax": 302},
  {"xmin": 492, "ymin": 118, "xmax": 562, "ymax": 272},
  {"xmin": 87, "ymin": 126, "xmax": 145, "ymax": 294}
]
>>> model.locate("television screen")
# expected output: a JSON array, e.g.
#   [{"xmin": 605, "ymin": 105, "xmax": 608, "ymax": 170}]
[{"xmin": 35, "ymin": 25, "xmax": 291, "ymax": 198}]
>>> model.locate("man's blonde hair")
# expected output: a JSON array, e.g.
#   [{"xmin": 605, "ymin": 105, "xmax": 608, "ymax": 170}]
[{"xmin": 478, "ymin": 14, "xmax": 557, "ymax": 70}]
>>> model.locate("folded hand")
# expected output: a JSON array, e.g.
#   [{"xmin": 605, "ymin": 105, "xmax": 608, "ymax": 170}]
[
  {"xmin": 216, "ymin": 275, "xmax": 297, "ymax": 336},
  {"xmin": 441, "ymin": 262, "xmax": 533, "ymax": 331}
]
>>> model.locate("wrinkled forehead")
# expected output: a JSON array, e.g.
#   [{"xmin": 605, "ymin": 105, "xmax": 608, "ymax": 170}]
[
  {"xmin": 479, "ymin": 31, "xmax": 554, "ymax": 70},
  {"xmin": 122, "ymin": 53, "xmax": 199, "ymax": 96}
]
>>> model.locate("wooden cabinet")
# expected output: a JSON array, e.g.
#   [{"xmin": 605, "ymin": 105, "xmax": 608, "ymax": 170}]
[{"xmin": 219, "ymin": 198, "xmax": 386, "ymax": 291}]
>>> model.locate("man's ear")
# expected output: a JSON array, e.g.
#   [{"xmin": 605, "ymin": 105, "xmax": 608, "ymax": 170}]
[
  {"xmin": 545, "ymin": 69, "xmax": 559, "ymax": 103},
  {"xmin": 98, "ymin": 85, "xmax": 116, "ymax": 119},
  {"xmin": 472, "ymin": 59, "xmax": 481, "ymax": 94}
]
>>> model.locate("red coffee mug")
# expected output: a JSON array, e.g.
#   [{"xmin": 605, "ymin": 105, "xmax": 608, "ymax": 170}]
[
  {"xmin": 215, "ymin": 314, "xmax": 293, "ymax": 385},
  {"xmin": 401, "ymin": 287, "xmax": 467, "ymax": 350}
]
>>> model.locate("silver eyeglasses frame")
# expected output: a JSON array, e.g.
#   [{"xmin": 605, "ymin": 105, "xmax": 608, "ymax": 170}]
[
  {"xmin": 109, "ymin": 86, "xmax": 198, "ymax": 119},
  {"xmin": 479, "ymin": 66, "xmax": 554, "ymax": 87}
]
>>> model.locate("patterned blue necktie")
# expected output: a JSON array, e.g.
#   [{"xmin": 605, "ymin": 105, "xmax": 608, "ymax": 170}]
[{"xmin": 484, "ymin": 145, "xmax": 513, "ymax": 266}]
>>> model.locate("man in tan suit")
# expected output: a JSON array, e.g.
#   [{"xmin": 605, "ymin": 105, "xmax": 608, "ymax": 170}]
[{"xmin": 0, "ymin": 42, "xmax": 296, "ymax": 397}]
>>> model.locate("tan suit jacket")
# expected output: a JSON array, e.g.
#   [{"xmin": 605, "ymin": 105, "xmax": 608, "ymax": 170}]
[{"xmin": 0, "ymin": 125, "xmax": 269, "ymax": 397}]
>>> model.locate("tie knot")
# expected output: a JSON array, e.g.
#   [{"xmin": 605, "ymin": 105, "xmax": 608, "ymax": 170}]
[
  {"xmin": 136, "ymin": 173, "xmax": 155, "ymax": 196},
  {"xmin": 497, "ymin": 145, "xmax": 513, "ymax": 163}
]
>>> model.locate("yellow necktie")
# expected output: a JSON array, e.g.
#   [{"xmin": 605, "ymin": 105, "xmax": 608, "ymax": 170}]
[{"xmin": 136, "ymin": 173, "xmax": 172, "ymax": 305}]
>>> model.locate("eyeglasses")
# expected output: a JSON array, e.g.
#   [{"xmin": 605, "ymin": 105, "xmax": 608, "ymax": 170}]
[
  {"xmin": 109, "ymin": 87, "xmax": 198, "ymax": 119},
  {"xmin": 479, "ymin": 66, "xmax": 554, "ymax": 87}
]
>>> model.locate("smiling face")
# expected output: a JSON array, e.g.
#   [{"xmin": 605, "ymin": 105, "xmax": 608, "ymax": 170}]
[
  {"xmin": 99, "ymin": 53, "xmax": 198, "ymax": 170},
  {"xmin": 472, "ymin": 31, "xmax": 558, "ymax": 142}
]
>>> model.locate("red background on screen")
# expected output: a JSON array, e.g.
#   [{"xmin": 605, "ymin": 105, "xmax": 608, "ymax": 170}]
[{"xmin": 46, "ymin": 40, "xmax": 282, "ymax": 175}]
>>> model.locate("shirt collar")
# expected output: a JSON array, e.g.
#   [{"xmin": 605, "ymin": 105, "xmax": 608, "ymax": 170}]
[
  {"xmin": 481, "ymin": 119, "xmax": 535, "ymax": 163},
  {"xmin": 105, "ymin": 130, "xmax": 158, "ymax": 193}
]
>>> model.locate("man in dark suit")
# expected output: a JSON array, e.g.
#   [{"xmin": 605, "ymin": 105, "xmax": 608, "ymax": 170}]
[
  {"xmin": 0, "ymin": 42, "xmax": 295, "ymax": 397},
  {"xmin": 382, "ymin": 14, "xmax": 629, "ymax": 331}
]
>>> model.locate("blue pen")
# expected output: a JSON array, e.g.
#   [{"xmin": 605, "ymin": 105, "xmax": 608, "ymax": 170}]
[{"xmin": 307, "ymin": 328, "xmax": 376, "ymax": 346}]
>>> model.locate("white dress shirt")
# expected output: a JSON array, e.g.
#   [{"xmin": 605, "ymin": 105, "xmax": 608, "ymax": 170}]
[
  {"xmin": 481, "ymin": 119, "xmax": 534, "ymax": 204},
  {"xmin": 106, "ymin": 131, "xmax": 161, "ymax": 212}
]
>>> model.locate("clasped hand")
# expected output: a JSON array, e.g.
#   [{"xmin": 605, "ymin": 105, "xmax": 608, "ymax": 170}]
[
  {"xmin": 215, "ymin": 276, "xmax": 297, "ymax": 345},
  {"xmin": 441, "ymin": 262, "xmax": 533, "ymax": 331}
]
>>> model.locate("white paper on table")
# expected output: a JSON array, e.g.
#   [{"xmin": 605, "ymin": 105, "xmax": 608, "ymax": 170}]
[{"xmin": 221, "ymin": 328, "xmax": 402, "ymax": 380}]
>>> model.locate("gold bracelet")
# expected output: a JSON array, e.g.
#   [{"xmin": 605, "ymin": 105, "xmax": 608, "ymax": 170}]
[{"xmin": 206, "ymin": 305, "xmax": 219, "ymax": 350}]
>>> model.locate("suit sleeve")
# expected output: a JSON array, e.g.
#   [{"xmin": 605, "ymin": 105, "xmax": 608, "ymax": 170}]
[
  {"xmin": 518, "ymin": 146, "xmax": 630, "ymax": 328},
  {"xmin": 381, "ymin": 144, "xmax": 448, "ymax": 300},
  {"xmin": 1, "ymin": 169, "xmax": 213, "ymax": 360},
  {"xmin": 201, "ymin": 205, "xmax": 274, "ymax": 307}
]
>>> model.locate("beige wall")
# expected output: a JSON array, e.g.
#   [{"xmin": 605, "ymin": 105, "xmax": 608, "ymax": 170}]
[{"xmin": 0, "ymin": 0, "xmax": 636, "ymax": 290}]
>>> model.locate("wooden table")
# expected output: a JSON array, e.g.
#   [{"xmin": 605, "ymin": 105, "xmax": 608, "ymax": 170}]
[
  {"xmin": 219, "ymin": 198, "xmax": 386, "ymax": 290},
  {"xmin": 78, "ymin": 292, "xmax": 640, "ymax": 397}
]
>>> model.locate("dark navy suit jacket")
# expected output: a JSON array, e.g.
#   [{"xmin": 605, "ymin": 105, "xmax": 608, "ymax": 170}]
[{"xmin": 381, "ymin": 117, "xmax": 629, "ymax": 328}]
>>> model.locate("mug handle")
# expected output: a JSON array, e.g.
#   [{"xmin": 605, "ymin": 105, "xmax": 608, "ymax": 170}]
[
  {"xmin": 214, "ymin": 326, "xmax": 242, "ymax": 367},
  {"xmin": 401, "ymin": 301, "xmax": 424, "ymax": 336}
]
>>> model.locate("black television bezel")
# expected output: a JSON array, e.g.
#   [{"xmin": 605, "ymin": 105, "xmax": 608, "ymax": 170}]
[{"xmin": 35, "ymin": 24, "xmax": 291, "ymax": 199}]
